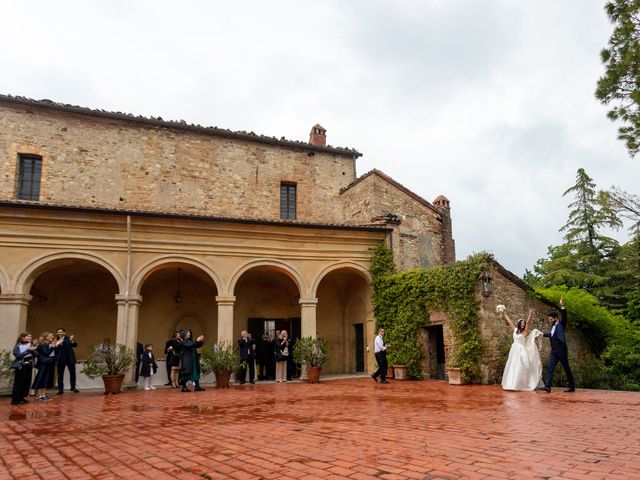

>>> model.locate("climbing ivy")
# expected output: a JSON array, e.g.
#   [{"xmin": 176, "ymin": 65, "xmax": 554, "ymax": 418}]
[{"xmin": 371, "ymin": 244, "xmax": 489, "ymax": 381}]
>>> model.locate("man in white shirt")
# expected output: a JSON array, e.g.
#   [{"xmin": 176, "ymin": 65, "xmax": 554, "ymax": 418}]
[{"xmin": 371, "ymin": 328, "xmax": 389, "ymax": 384}]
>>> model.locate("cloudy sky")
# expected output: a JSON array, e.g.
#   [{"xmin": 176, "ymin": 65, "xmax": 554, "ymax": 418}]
[{"xmin": 2, "ymin": 0, "xmax": 638, "ymax": 276}]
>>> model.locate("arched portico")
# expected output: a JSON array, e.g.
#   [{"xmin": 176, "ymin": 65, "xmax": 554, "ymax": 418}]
[{"xmin": 131, "ymin": 255, "xmax": 223, "ymax": 296}]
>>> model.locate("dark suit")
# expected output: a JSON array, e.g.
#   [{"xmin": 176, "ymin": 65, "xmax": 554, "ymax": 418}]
[
  {"xmin": 238, "ymin": 337, "xmax": 255, "ymax": 383},
  {"xmin": 543, "ymin": 307, "xmax": 575, "ymax": 389},
  {"xmin": 55, "ymin": 336, "xmax": 77, "ymax": 392}
]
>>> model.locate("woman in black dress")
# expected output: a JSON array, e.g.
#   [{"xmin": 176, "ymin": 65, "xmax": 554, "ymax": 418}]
[
  {"xmin": 165, "ymin": 331, "xmax": 182, "ymax": 388},
  {"xmin": 32, "ymin": 331, "xmax": 57, "ymax": 401}
]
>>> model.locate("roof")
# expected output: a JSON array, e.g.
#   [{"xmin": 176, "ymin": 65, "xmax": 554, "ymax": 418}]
[
  {"xmin": 0, "ymin": 200, "xmax": 390, "ymax": 233},
  {"xmin": 0, "ymin": 94, "xmax": 362, "ymax": 158},
  {"xmin": 340, "ymin": 169, "xmax": 442, "ymax": 216}
]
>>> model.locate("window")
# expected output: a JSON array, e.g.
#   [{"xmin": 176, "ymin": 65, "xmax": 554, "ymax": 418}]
[
  {"xmin": 17, "ymin": 155, "xmax": 42, "ymax": 201},
  {"xmin": 280, "ymin": 182, "xmax": 297, "ymax": 220}
]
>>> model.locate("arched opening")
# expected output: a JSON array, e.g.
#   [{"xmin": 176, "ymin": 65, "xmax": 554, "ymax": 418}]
[
  {"xmin": 26, "ymin": 259, "xmax": 119, "ymax": 360},
  {"xmin": 234, "ymin": 266, "xmax": 301, "ymax": 338},
  {"xmin": 316, "ymin": 267, "xmax": 372, "ymax": 374},
  {"xmin": 138, "ymin": 263, "xmax": 219, "ymax": 349}
]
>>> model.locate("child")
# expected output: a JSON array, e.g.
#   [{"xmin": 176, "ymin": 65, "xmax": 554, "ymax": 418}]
[{"xmin": 140, "ymin": 343, "xmax": 158, "ymax": 390}]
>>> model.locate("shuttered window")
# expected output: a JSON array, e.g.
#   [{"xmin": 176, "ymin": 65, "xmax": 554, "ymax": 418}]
[
  {"xmin": 18, "ymin": 155, "xmax": 42, "ymax": 201},
  {"xmin": 280, "ymin": 182, "xmax": 297, "ymax": 220}
]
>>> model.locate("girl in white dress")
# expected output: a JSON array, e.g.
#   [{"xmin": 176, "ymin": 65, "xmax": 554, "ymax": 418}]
[{"xmin": 500, "ymin": 307, "xmax": 543, "ymax": 391}]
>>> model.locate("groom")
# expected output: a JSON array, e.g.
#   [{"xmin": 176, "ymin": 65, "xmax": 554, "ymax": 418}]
[{"xmin": 543, "ymin": 296, "xmax": 575, "ymax": 393}]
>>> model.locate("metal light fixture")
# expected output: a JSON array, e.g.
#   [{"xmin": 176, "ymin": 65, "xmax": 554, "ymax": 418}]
[
  {"xmin": 479, "ymin": 271, "xmax": 492, "ymax": 297},
  {"xmin": 173, "ymin": 268, "xmax": 183, "ymax": 304}
]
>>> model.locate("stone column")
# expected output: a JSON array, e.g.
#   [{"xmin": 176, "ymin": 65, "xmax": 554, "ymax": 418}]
[
  {"xmin": 115, "ymin": 293, "xmax": 142, "ymax": 385},
  {"xmin": 216, "ymin": 296, "xmax": 235, "ymax": 345},
  {"xmin": 299, "ymin": 297, "xmax": 318, "ymax": 381},
  {"xmin": 0, "ymin": 294, "xmax": 32, "ymax": 352}
]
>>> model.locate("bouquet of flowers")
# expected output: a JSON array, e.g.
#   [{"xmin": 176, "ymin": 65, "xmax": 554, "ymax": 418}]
[{"xmin": 495, "ymin": 304, "xmax": 506, "ymax": 314}]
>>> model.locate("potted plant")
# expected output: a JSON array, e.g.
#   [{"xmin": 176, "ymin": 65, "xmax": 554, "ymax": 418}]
[
  {"xmin": 0, "ymin": 349, "xmax": 14, "ymax": 391},
  {"xmin": 200, "ymin": 341, "xmax": 240, "ymax": 388},
  {"xmin": 81, "ymin": 342, "xmax": 134, "ymax": 394},
  {"xmin": 293, "ymin": 336, "xmax": 328, "ymax": 383}
]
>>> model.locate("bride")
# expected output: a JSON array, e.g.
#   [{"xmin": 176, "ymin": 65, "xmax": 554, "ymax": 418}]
[{"xmin": 500, "ymin": 307, "xmax": 543, "ymax": 391}]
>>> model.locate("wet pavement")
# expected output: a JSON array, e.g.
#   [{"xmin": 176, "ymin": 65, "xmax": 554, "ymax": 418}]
[{"xmin": 1, "ymin": 378, "xmax": 639, "ymax": 480}]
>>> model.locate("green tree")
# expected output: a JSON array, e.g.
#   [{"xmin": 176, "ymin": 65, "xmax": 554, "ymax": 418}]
[
  {"xmin": 529, "ymin": 169, "xmax": 624, "ymax": 310},
  {"xmin": 596, "ymin": 0, "xmax": 640, "ymax": 157}
]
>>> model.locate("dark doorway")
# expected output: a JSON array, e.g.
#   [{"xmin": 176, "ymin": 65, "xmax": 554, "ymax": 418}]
[
  {"xmin": 422, "ymin": 325, "xmax": 445, "ymax": 380},
  {"xmin": 354, "ymin": 323, "xmax": 364, "ymax": 372},
  {"xmin": 247, "ymin": 318, "xmax": 300, "ymax": 341}
]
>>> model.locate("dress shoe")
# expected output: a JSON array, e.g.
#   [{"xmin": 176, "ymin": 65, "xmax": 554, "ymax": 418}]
[
  {"xmin": 56, "ymin": 391, "xmax": 64, "ymax": 395},
  {"xmin": 11, "ymin": 399, "xmax": 28, "ymax": 405},
  {"xmin": 380, "ymin": 380, "xmax": 389, "ymax": 384},
  {"xmin": 164, "ymin": 382, "xmax": 172, "ymax": 386},
  {"xmin": 71, "ymin": 388, "xmax": 80, "ymax": 393},
  {"xmin": 544, "ymin": 386, "xmax": 551, "ymax": 393},
  {"xmin": 194, "ymin": 386, "xmax": 205, "ymax": 391},
  {"xmin": 564, "ymin": 387, "xmax": 576, "ymax": 392},
  {"xmin": 371, "ymin": 374, "xmax": 378, "ymax": 383}
]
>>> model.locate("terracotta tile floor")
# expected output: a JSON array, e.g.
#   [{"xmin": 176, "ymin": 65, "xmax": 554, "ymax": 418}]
[{"xmin": 1, "ymin": 378, "xmax": 639, "ymax": 479}]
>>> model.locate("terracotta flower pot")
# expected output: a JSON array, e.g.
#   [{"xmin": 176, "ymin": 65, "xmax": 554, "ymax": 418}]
[
  {"xmin": 102, "ymin": 374, "xmax": 125, "ymax": 394},
  {"xmin": 307, "ymin": 367, "xmax": 322, "ymax": 383},
  {"xmin": 215, "ymin": 370, "xmax": 231, "ymax": 388},
  {"xmin": 386, "ymin": 366, "xmax": 394, "ymax": 380},
  {"xmin": 393, "ymin": 365, "xmax": 408, "ymax": 380}
]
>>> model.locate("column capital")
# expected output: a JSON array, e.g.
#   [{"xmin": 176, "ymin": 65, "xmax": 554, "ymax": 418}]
[
  {"xmin": 299, "ymin": 297, "xmax": 318, "ymax": 307},
  {"xmin": 0, "ymin": 293, "xmax": 33, "ymax": 306},
  {"xmin": 216, "ymin": 295, "xmax": 236, "ymax": 306},
  {"xmin": 115, "ymin": 293, "xmax": 143, "ymax": 306}
]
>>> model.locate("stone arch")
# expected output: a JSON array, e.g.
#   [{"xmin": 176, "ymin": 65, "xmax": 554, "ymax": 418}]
[
  {"xmin": 131, "ymin": 255, "xmax": 223, "ymax": 295},
  {"xmin": 310, "ymin": 261, "xmax": 371, "ymax": 298},
  {"xmin": 228, "ymin": 259, "xmax": 307, "ymax": 297},
  {"xmin": 14, "ymin": 251, "xmax": 125, "ymax": 294}
]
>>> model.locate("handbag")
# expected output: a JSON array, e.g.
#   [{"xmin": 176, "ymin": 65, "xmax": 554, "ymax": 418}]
[{"xmin": 282, "ymin": 347, "xmax": 289, "ymax": 357}]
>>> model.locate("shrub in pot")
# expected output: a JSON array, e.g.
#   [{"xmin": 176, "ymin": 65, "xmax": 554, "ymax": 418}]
[
  {"xmin": 81, "ymin": 343, "xmax": 134, "ymax": 394},
  {"xmin": 200, "ymin": 341, "xmax": 240, "ymax": 388},
  {"xmin": 293, "ymin": 336, "xmax": 328, "ymax": 383}
]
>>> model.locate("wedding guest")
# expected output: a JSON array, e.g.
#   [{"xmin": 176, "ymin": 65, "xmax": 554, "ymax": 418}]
[
  {"xmin": 55, "ymin": 327, "xmax": 79, "ymax": 394},
  {"xmin": 237, "ymin": 330, "xmax": 255, "ymax": 384},
  {"xmin": 543, "ymin": 296, "xmax": 576, "ymax": 393},
  {"xmin": 135, "ymin": 341, "xmax": 144, "ymax": 383},
  {"xmin": 275, "ymin": 330, "xmax": 290, "ymax": 383},
  {"xmin": 256, "ymin": 333, "xmax": 271, "ymax": 381},
  {"xmin": 32, "ymin": 332, "xmax": 57, "ymax": 401},
  {"xmin": 140, "ymin": 344, "xmax": 158, "ymax": 390},
  {"xmin": 11, "ymin": 332, "xmax": 37, "ymax": 405},
  {"xmin": 178, "ymin": 329, "xmax": 205, "ymax": 392},
  {"xmin": 165, "ymin": 331, "xmax": 182, "ymax": 388},
  {"xmin": 371, "ymin": 328, "xmax": 389, "ymax": 384},
  {"xmin": 500, "ymin": 308, "xmax": 543, "ymax": 391}
]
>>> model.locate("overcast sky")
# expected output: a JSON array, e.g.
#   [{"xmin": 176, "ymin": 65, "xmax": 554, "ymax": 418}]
[{"xmin": 2, "ymin": 0, "xmax": 639, "ymax": 276}]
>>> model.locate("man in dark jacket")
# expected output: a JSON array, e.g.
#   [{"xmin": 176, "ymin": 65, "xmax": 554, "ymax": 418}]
[
  {"xmin": 543, "ymin": 296, "xmax": 576, "ymax": 393},
  {"xmin": 237, "ymin": 330, "xmax": 255, "ymax": 384},
  {"xmin": 55, "ymin": 327, "xmax": 79, "ymax": 394}
]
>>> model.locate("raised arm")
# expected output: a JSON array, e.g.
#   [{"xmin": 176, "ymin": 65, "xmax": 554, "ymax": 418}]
[
  {"xmin": 559, "ymin": 295, "xmax": 567, "ymax": 329},
  {"xmin": 502, "ymin": 310, "xmax": 515, "ymax": 332},
  {"xmin": 523, "ymin": 308, "xmax": 533, "ymax": 336}
]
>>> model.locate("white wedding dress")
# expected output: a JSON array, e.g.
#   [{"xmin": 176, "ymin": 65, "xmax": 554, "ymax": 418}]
[{"xmin": 501, "ymin": 328, "xmax": 543, "ymax": 391}]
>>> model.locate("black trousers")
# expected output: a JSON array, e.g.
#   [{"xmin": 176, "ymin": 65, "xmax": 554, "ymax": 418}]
[
  {"xmin": 545, "ymin": 349, "xmax": 575, "ymax": 388},
  {"xmin": 372, "ymin": 351, "xmax": 388, "ymax": 382},
  {"xmin": 57, "ymin": 362, "xmax": 76, "ymax": 391},
  {"xmin": 239, "ymin": 358, "xmax": 255, "ymax": 383},
  {"xmin": 12, "ymin": 366, "xmax": 33, "ymax": 402}
]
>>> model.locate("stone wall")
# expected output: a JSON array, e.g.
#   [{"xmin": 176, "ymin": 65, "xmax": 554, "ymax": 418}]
[
  {"xmin": 476, "ymin": 265, "xmax": 594, "ymax": 384},
  {"xmin": 0, "ymin": 102, "xmax": 357, "ymax": 224},
  {"xmin": 341, "ymin": 171, "xmax": 451, "ymax": 269}
]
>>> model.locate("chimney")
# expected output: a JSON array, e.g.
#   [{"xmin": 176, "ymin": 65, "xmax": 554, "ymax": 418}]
[{"xmin": 309, "ymin": 124, "xmax": 326, "ymax": 146}]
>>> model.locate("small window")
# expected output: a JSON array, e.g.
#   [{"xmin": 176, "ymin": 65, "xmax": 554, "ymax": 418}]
[
  {"xmin": 17, "ymin": 155, "xmax": 42, "ymax": 201},
  {"xmin": 280, "ymin": 182, "xmax": 297, "ymax": 220}
]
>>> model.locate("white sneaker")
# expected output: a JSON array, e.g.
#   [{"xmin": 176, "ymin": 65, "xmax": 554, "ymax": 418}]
[
  {"xmin": 144, "ymin": 387, "xmax": 151, "ymax": 391},
  {"xmin": 150, "ymin": 386, "xmax": 156, "ymax": 390}
]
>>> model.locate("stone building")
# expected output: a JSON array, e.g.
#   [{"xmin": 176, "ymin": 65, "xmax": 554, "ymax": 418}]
[{"xmin": 0, "ymin": 95, "xmax": 456, "ymax": 385}]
